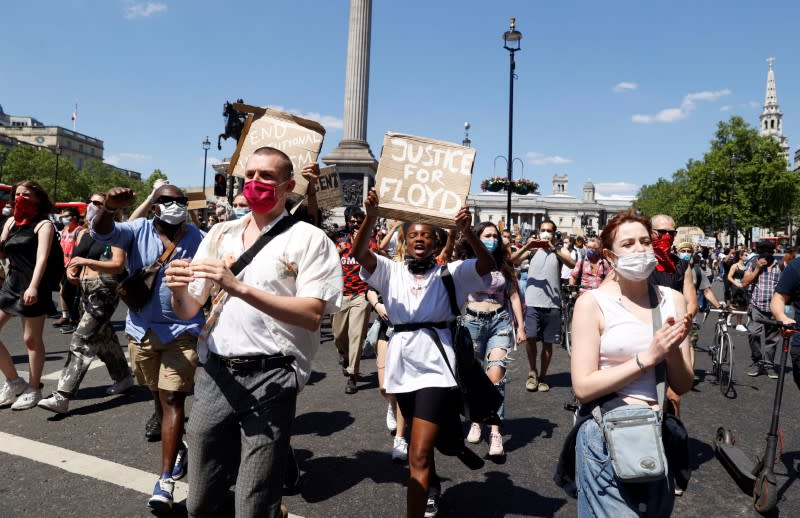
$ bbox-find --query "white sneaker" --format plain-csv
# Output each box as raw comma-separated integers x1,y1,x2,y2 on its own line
726,316,732,326
38,392,70,414
386,403,397,432
489,432,505,457
106,375,134,395
392,436,408,462
466,422,482,444
736,324,748,332
0,378,27,407
11,385,42,410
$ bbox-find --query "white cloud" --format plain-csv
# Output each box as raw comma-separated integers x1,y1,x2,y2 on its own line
748,100,761,108
270,105,343,130
106,152,151,166
594,182,639,195
207,157,222,166
632,88,732,124
612,82,638,93
526,152,573,166
720,105,732,112
124,2,167,20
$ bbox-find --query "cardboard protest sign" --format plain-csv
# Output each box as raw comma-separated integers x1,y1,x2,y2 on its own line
314,166,345,209
227,105,326,198
185,190,207,211
369,132,475,229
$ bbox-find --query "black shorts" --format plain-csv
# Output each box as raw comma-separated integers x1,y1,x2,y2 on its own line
396,387,465,455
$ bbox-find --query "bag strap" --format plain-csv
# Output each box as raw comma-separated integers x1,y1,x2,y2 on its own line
155,225,188,266
230,215,297,276
439,266,460,317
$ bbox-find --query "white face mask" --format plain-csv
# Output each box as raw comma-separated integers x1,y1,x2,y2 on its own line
540,231,553,241
233,207,251,219
611,251,658,281
2,207,11,217
60,217,72,226
157,203,187,225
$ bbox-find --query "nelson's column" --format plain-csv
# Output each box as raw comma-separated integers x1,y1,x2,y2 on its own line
322,0,378,207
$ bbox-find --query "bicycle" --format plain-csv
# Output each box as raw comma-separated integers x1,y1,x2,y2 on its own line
707,306,748,395
560,284,583,356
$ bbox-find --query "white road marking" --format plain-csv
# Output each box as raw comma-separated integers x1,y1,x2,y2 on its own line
0,431,303,517
6,352,131,382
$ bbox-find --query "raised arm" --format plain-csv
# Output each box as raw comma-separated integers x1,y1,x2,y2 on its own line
352,188,379,274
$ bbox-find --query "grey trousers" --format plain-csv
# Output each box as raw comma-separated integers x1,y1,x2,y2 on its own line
187,354,297,518
57,278,131,397
748,306,780,365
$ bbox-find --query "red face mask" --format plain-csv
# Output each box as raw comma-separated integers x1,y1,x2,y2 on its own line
13,194,38,226
242,180,286,214
652,232,675,273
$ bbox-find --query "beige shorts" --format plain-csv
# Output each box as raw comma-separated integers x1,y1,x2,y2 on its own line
128,331,199,392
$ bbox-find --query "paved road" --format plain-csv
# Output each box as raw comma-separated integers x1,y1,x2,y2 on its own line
1,281,800,517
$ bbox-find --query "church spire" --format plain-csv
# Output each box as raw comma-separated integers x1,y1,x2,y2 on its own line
759,57,789,161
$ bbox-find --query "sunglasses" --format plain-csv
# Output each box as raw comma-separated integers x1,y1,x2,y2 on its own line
90,200,104,207
155,196,189,207
654,229,678,237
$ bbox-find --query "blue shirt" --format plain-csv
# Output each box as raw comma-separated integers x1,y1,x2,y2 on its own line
91,218,205,343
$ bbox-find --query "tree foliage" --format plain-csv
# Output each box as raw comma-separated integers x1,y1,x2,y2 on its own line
0,145,170,206
634,116,799,242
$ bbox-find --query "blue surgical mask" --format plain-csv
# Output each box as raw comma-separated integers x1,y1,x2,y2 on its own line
679,252,692,261
586,249,598,260
481,239,498,252
233,207,251,219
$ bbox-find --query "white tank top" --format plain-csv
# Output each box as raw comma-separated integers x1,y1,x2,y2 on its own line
587,286,677,402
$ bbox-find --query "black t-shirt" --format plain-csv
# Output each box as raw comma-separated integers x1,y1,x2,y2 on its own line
649,255,690,293
775,257,800,313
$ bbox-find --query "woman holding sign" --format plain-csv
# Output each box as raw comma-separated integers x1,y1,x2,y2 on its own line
352,188,493,518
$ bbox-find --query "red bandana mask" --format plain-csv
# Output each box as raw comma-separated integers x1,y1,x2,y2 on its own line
652,232,675,273
13,195,38,226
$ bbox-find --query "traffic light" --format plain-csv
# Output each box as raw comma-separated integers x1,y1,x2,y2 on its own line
214,173,227,197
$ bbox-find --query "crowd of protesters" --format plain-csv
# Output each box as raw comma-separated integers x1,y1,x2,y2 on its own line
4,152,800,517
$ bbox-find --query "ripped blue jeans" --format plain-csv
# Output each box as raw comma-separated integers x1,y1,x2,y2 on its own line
461,308,512,421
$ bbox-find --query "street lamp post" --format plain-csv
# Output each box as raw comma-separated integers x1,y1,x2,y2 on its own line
53,145,62,202
710,170,716,239
728,154,737,247
503,17,522,227
462,122,471,148
202,136,211,219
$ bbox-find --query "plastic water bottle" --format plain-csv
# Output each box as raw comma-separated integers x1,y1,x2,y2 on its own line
785,304,794,318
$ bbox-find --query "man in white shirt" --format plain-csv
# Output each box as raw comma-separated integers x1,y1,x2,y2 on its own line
165,147,342,517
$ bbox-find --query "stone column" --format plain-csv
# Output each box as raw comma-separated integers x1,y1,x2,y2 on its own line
322,0,378,209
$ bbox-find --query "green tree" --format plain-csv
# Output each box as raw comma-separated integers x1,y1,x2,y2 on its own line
635,116,798,245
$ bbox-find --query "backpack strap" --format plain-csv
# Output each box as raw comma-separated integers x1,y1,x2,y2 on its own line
439,266,460,317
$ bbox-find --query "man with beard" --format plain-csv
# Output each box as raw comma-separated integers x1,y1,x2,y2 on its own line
91,184,205,512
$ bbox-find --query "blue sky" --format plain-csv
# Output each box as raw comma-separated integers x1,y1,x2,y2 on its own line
2,1,798,200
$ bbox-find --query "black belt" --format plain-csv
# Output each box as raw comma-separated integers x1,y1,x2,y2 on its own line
208,351,295,373
466,306,505,318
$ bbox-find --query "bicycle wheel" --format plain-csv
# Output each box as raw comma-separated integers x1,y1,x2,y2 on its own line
718,331,734,395
564,303,574,356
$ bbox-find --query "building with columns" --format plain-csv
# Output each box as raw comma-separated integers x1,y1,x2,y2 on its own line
467,174,633,238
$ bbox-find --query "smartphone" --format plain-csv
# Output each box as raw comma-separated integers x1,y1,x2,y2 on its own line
530,240,551,248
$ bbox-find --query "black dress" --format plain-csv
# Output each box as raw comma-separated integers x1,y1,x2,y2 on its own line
0,221,56,317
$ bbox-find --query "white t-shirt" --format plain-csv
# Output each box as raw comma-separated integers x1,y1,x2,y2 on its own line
361,255,484,394
187,211,343,390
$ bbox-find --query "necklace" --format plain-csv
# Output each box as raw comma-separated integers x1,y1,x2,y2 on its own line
409,270,434,298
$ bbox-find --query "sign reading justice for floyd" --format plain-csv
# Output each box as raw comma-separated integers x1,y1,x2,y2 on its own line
369,132,476,229
228,105,326,198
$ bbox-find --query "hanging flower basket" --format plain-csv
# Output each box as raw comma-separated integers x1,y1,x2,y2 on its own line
513,178,538,195
480,176,510,192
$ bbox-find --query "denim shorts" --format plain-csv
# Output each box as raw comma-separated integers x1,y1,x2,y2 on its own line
576,418,673,517
461,308,513,368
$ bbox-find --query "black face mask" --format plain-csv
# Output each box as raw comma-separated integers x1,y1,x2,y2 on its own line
405,254,437,274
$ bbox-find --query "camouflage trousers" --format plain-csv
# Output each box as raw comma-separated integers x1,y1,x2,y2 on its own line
57,277,131,397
